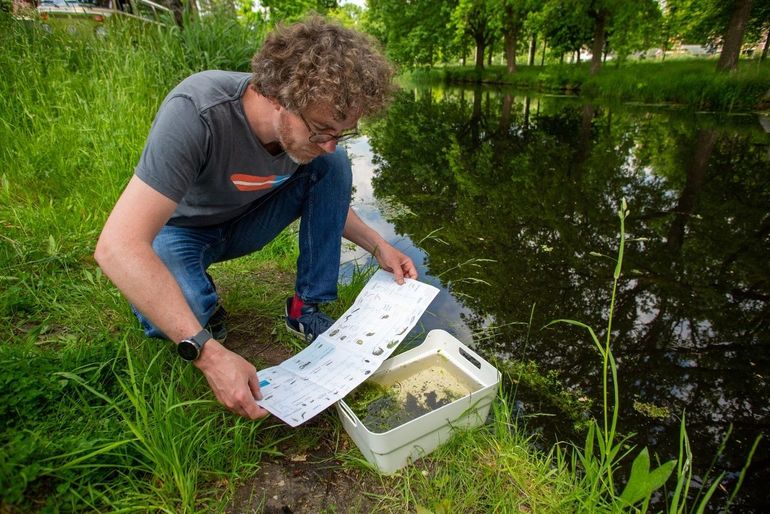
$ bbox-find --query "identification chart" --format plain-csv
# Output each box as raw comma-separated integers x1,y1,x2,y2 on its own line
256,270,439,427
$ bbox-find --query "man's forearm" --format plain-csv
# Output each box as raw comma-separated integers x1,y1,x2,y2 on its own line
342,207,388,257
95,240,202,344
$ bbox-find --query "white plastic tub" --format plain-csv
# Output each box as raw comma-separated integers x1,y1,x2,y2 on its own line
336,329,500,474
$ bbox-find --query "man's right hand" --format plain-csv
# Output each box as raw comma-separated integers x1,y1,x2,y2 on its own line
193,339,270,420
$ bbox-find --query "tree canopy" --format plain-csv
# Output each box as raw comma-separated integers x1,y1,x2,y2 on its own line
358,0,769,72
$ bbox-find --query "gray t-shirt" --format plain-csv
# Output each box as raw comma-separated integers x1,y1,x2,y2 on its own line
135,70,299,227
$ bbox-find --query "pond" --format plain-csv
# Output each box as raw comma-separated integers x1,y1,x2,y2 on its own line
340,84,770,512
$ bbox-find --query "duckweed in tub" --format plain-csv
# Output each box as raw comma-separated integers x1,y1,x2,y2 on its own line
345,354,482,433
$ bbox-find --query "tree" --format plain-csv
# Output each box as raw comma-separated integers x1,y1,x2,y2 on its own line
717,0,753,71
667,0,767,71
452,0,498,71
327,2,365,29
577,0,662,74
587,1,610,75
494,0,531,73
365,0,458,68
537,0,593,63
608,0,663,63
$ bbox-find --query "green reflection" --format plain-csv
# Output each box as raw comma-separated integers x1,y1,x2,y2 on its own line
365,86,770,510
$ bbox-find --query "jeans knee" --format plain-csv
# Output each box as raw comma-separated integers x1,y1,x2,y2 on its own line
313,147,352,192
148,228,220,326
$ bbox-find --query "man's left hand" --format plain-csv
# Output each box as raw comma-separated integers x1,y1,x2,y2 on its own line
374,243,418,284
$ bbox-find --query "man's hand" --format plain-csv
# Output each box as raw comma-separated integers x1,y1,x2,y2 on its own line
343,208,418,285
374,242,418,284
194,339,270,420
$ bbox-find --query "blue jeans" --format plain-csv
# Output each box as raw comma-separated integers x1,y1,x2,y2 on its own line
133,147,353,339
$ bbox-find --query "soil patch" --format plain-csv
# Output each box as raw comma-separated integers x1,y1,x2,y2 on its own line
222,313,387,514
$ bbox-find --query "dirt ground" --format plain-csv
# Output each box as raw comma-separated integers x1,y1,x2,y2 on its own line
221,314,387,514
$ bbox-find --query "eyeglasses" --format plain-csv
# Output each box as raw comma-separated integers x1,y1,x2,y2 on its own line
297,111,359,144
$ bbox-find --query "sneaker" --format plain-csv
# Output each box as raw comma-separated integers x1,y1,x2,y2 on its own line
206,304,228,342
284,297,334,343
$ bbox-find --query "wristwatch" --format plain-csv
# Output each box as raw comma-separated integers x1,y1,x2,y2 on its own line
177,328,212,361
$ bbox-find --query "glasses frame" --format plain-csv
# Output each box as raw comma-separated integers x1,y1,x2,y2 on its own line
297,111,359,144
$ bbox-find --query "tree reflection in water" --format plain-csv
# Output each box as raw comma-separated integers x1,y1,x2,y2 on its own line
362,87,769,512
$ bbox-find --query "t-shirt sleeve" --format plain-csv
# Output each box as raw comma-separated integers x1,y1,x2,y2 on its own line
134,95,209,203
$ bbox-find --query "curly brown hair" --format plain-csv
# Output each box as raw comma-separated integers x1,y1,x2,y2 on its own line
250,16,395,121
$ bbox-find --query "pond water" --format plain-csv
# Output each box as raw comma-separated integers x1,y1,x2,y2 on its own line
340,85,770,512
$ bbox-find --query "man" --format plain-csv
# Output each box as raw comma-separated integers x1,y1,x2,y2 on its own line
94,17,417,420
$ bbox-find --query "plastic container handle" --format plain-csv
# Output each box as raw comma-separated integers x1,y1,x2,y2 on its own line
458,346,482,369
337,401,359,428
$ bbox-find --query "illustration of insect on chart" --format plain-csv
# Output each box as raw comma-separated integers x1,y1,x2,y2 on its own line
256,270,440,427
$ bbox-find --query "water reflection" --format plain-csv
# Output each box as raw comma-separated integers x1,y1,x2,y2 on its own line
341,137,476,343
345,85,769,512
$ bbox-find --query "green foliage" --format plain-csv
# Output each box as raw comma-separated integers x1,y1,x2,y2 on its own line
348,395,582,512
451,0,498,69
620,448,676,507
666,0,770,48
258,0,339,25
608,0,663,61
365,0,458,68
410,59,770,111
0,13,277,511
496,359,594,432
176,7,263,72
537,0,593,56
364,0,765,77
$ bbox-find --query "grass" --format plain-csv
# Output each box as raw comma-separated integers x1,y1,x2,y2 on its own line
347,397,582,513
404,58,770,112
0,12,282,511
1,12,761,513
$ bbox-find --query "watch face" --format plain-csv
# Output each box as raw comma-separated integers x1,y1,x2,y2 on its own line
177,340,199,361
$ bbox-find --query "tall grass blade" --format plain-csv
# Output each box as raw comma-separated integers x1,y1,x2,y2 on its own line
724,434,763,511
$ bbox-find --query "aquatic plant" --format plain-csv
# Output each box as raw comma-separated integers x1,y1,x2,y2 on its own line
548,199,761,511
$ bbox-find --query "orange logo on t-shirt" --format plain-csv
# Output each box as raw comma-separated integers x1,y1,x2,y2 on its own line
230,174,289,192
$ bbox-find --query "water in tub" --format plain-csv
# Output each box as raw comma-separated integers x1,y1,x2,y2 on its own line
346,354,482,433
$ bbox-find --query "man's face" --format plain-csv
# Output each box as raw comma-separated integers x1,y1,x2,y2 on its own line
276,105,360,164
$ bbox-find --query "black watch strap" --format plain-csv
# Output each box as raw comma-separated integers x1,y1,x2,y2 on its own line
177,328,212,361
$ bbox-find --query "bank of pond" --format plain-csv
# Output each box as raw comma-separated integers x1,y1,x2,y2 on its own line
405,59,770,113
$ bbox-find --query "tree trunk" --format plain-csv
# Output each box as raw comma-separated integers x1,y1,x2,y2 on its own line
528,34,537,66
541,40,547,66
504,11,519,73
590,9,607,75
475,37,485,71
470,85,483,143
716,0,753,72
505,33,517,72
761,26,769,62
499,94,513,134
667,130,718,251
